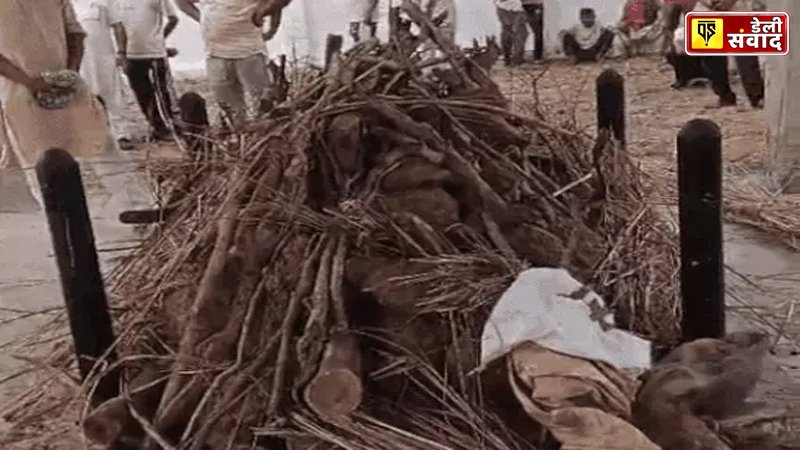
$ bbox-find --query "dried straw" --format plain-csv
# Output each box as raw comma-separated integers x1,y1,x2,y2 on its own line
0,6,681,449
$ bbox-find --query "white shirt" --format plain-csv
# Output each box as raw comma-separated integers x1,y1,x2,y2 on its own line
118,0,177,59
73,0,122,56
567,24,604,50
199,0,265,59
495,0,524,11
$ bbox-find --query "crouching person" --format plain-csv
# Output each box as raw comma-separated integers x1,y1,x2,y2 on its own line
559,8,615,63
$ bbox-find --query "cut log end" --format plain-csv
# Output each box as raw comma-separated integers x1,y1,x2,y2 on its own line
304,368,363,418
303,332,363,419
82,397,129,445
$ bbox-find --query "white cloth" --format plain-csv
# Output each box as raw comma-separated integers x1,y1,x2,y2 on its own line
73,0,128,139
564,24,604,50
478,268,652,371
198,0,265,59
495,0,524,11
118,0,177,59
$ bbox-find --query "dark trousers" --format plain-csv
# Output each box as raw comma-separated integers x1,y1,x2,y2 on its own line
522,3,544,61
734,55,764,107
563,30,614,62
126,58,173,134
496,8,528,65
666,52,707,86
701,56,737,105
701,56,764,107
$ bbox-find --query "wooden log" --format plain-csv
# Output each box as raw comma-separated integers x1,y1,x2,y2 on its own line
83,366,167,448
303,331,363,419
35,148,118,406
178,91,210,156
677,119,724,340
119,206,177,224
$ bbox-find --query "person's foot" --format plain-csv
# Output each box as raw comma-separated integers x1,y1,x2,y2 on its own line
751,98,764,109
150,129,173,142
117,137,135,150
704,97,737,109
687,78,709,88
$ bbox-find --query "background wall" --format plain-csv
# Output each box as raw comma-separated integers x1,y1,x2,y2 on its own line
166,0,629,70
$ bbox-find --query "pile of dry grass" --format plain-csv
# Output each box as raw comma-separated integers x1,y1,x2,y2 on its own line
0,3,681,449
724,167,800,252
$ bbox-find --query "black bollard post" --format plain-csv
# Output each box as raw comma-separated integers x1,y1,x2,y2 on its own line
178,91,209,156
677,119,725,341
596,68,626,148
325,34,344,72
36,149,119,404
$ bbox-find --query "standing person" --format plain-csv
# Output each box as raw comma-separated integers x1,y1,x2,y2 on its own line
118,0,180,140
0,0,152,214
176,0,280,128
559,8,615,63
495,0,528,67
521,0,544,62
681,0,764,108
664,0,707,89
350,0,379,43
73,0,135,150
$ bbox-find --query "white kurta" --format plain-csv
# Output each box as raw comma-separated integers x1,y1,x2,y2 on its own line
74,0,129,139
0,0,152,214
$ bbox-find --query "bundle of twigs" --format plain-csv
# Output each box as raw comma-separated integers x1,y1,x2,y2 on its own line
0,2,680,449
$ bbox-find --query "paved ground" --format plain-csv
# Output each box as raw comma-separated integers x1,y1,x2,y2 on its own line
0,164,146,406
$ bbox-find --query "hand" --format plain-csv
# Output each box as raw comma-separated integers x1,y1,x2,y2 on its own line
252,10,264,27
252,0,286,27
166,47,179,58
116,53,129,70
262,29,277,41
25,76,50,94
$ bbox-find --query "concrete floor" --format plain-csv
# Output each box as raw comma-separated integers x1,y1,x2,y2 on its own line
0,167,144,406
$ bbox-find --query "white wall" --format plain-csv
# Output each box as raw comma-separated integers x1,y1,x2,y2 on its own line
167,0,628,70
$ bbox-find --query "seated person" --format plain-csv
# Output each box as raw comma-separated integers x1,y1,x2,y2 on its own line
559,8,615,63
615,0,665,56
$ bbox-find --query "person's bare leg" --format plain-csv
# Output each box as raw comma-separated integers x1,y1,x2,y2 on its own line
236,54,269,120
207,57,247,129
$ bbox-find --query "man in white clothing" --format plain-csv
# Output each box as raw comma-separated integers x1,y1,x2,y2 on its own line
74,0,133,149
0,0,153,215
118,0,179,140
559,8,615,63
176,0,280,128
350,0,379,43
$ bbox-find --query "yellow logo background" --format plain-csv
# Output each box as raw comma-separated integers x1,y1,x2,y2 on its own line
690,18,724,49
